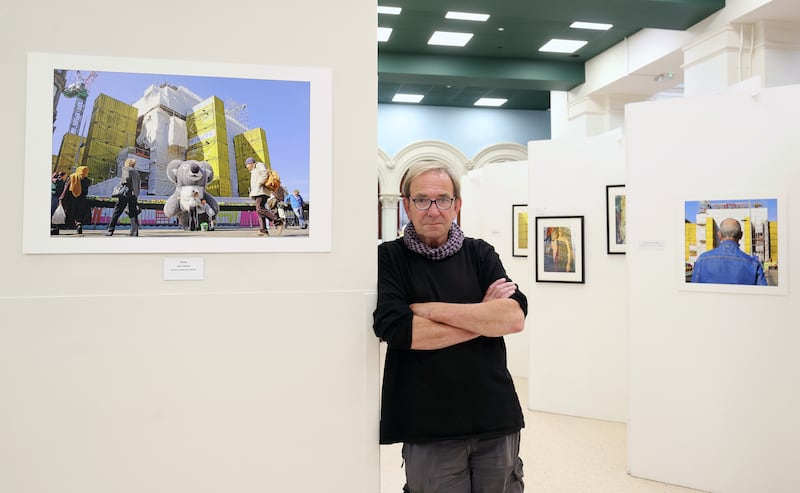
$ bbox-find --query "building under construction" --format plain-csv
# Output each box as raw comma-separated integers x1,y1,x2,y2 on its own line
685,201,778,267
52,71,276,199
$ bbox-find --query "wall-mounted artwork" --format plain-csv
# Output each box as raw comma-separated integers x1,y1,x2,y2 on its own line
535,216,585,283
512,204,528,257
24,52,332,254
680,197,787,294
606,184,626,254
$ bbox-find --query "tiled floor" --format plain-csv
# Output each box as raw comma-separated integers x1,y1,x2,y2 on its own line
380,378,706,493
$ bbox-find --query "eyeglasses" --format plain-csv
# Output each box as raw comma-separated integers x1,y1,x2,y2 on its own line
409,197,456,211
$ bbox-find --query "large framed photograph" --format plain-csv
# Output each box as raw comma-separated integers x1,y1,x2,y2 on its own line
680,196,787,295
606,184,626,254
535,216,585,283
512,204,529,257
24,52,332,254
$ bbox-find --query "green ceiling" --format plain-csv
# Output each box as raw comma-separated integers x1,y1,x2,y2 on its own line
378,0,726,110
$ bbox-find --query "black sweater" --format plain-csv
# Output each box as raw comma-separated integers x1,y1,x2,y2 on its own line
373,237,527,444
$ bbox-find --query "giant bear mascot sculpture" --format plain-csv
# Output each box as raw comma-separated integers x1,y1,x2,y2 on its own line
163,159,220,229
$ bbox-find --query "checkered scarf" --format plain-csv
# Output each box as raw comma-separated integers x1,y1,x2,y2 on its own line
403,221,464,260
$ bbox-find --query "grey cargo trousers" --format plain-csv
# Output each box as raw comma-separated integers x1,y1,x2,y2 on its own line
401,431,524,492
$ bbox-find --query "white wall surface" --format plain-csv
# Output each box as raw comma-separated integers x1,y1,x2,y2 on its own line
527,132,629,423
626,86,800,493
0,1,379,493
460,162,531,379
378,104,550,157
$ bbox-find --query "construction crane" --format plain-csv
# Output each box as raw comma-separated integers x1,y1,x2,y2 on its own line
62,70,97,135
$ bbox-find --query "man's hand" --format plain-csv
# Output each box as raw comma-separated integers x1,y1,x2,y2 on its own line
482,278,517,302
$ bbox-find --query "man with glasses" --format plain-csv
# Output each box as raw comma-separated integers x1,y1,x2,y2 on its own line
373,160,527,492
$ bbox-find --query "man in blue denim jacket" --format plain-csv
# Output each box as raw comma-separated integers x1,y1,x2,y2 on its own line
691,218,767,285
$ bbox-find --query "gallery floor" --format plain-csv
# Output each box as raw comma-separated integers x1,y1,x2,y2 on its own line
380,377,706,493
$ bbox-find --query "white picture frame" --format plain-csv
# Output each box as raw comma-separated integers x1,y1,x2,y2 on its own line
678,195,787,295
24,52,332,254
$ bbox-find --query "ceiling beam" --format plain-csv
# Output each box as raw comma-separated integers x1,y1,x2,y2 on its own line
378,53,586,92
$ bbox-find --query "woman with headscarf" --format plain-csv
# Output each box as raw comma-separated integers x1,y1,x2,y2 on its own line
59,166,91,235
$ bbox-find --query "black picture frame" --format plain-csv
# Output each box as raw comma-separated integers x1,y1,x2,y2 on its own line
535,215,585,283
606,184,626,254
512,204,528,257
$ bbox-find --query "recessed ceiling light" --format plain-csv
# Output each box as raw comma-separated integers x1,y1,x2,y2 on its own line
539,39,588,54
428,31,473,47
475,98,507,107
570,21,613,30
377,6,402,15
378,27,393,42
392,93,424,103
445,11,490,22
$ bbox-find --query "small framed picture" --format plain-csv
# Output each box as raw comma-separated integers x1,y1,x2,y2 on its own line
680,196,786,294
512,204,529,257
535,216,585,283
606,184,626,254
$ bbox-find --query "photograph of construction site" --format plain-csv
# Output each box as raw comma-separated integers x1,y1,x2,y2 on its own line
683,198,779,287
50,62,312,239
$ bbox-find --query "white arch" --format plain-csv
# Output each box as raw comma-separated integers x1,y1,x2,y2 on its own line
390,140,470,193
377,147,392,193
376,140,529,240
472,143,528,169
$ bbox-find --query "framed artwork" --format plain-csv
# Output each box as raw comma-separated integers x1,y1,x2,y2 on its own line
606,184,626,254
24,52,332,254
535,216,585,283
512,204,529,257
679,196,787,295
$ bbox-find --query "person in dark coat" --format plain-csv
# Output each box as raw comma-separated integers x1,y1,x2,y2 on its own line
105,158,142,236
373,160,527,492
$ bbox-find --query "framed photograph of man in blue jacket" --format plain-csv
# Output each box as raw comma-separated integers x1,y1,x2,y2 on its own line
681,196,786,295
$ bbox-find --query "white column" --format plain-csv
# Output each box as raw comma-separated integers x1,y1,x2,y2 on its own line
683,24,749,97
379,193,401,241
756,20,800,88
550,91,647,139
683,20,800,97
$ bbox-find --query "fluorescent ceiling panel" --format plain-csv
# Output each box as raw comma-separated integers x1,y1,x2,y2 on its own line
474,98,507,107
378,6,402,15
539,39,588,53
570,21,613,30
392,93,424,103
428,31,473,47
445,11,490,22
378,27,393,42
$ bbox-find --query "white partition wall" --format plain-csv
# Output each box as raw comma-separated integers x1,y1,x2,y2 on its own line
527,132,628,423
461,162,530,379
626,86,800,493
0,1,378,492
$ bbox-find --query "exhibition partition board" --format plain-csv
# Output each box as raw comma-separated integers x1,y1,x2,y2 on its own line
626,85,800,493
527,132,628,423
461,161,531,379
0,0,379,492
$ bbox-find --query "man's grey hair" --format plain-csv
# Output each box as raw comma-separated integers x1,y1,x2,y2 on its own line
401,160,461,198
719,218,743,240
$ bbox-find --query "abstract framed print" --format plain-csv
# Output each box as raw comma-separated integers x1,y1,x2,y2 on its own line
535,216,585,283
606,184,626,254
512,204,529,257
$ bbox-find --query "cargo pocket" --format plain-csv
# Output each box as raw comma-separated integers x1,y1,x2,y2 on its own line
510,457,524,492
